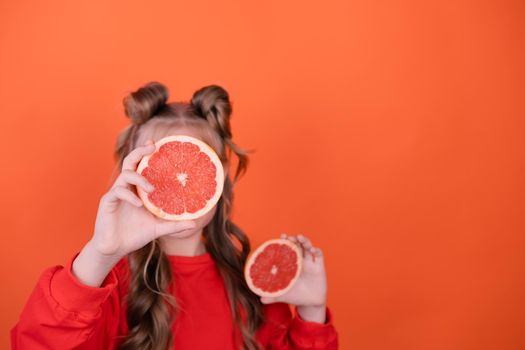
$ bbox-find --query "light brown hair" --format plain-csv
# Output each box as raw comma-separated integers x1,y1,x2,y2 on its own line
113,82,264,350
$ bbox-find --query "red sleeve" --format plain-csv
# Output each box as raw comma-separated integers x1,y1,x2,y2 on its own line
10,251,123,350
260,302,339,350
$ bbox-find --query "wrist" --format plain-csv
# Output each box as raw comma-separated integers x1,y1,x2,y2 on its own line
85,240,123,266
72,241,122,287
296,304,327,324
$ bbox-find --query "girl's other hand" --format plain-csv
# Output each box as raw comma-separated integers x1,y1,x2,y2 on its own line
260,233,328,323
90,139,197,260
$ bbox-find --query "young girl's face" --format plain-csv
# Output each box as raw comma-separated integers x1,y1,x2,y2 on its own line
136,122,223,240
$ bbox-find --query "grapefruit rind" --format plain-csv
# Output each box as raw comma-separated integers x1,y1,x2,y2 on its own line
244,238,303,298
136,135,225,221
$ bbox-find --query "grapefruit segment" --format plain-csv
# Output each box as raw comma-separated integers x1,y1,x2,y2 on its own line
244,238,303,298
136,135,224,221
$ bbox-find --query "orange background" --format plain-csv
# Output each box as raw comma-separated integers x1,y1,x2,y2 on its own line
1,1,524,349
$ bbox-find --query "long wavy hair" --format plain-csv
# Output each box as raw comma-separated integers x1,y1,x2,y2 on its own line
112,82,264,350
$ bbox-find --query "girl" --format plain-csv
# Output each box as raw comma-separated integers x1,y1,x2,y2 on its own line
10,82,339,349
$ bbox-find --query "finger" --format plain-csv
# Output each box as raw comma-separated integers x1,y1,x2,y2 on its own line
296,234,313,251
284,235,303,256
154,220,197,239
280,232,287,239
104,185,143,207
285,235,307,258
122,140,156,171
286,235,299,244
112,169,155,192
312,247,324,262
297,234,317,260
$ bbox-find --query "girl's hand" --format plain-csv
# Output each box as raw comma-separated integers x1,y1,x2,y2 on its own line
90,139,197,260
260,233,328,323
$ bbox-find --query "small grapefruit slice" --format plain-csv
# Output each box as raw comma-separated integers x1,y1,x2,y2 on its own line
136,135,224,221
244,238,303,298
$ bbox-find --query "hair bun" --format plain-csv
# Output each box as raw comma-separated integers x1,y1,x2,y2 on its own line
190,85,232,139
123,81,169,125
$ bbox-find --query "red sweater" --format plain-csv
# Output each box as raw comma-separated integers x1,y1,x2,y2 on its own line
11,251,338,349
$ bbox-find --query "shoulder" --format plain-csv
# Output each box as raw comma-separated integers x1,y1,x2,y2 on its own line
261,302,293,328
263,302,292,319
255,302,292,343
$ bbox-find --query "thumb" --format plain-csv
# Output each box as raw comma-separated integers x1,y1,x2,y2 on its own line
154,220,196,238
260,296,279,304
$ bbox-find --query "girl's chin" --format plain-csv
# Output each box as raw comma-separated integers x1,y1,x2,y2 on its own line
165,228,198,239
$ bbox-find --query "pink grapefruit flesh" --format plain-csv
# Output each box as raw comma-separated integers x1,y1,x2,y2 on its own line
136,135,224,221
244,238,303,298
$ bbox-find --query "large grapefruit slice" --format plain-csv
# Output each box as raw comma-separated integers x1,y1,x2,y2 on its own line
244,238,303,298
136,135,224,221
